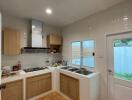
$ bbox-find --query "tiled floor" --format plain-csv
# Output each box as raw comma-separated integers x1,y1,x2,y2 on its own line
37,92,68,100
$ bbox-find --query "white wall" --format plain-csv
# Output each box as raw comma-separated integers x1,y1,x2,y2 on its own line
62,0,132,100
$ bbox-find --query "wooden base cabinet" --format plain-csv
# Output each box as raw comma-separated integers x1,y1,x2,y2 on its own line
26,73,52,99
1,80,23,100
60,73,79,100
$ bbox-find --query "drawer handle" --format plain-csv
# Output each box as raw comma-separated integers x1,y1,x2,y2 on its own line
0,84,6,90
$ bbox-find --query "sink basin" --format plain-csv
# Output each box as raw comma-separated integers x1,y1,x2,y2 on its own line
61,66,79,71
75,70,93,75
61,67,69,70
67,68,79,71
61,67,93,75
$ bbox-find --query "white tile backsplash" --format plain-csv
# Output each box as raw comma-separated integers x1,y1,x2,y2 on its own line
2,53,62,69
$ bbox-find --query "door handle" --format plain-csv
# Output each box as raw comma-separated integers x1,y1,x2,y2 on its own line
0,84,6,90
108,69,113,72
108,69,114,75
93,52,95,56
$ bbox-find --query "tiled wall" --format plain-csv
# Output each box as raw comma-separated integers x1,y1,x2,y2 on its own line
2,53,62,69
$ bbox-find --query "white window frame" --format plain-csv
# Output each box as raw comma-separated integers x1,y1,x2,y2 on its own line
71,40,95,69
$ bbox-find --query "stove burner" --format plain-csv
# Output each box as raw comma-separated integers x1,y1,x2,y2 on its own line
23,67,48,72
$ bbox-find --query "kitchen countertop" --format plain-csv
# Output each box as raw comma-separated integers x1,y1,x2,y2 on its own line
58,66,99,79
2,66,99,83
1,67,53,84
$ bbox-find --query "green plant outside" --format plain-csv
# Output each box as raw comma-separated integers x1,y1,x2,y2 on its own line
114,73,132,81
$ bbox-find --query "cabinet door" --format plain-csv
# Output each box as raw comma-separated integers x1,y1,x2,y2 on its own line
1,80,23,100
49,34,62,45
39,77,51,93
69,77,79,100
60,73,79,100
26,73,51,99
3,28,20,55
27,80,39,98
60,74,69,96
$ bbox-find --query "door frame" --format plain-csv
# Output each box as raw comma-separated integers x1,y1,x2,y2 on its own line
0,12,1,100
106,31,132,100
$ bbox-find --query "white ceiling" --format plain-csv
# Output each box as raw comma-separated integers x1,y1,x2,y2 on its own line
0,0,125,27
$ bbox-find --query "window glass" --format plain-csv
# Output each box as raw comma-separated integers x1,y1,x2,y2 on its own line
72,42,81,65
71,40,95,68
114,39,132,81
82,41,95,67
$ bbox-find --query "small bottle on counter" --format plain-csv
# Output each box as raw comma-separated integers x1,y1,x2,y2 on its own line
18,60,21,70
12,61,21,71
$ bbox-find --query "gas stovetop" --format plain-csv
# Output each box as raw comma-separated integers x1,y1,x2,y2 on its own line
23,67,48,72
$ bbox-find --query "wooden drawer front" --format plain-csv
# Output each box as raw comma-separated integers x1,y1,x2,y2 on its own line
60,73,79,100
1,80,23,100
26,73,52,99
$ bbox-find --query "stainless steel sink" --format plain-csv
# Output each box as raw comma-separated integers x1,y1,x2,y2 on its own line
75,70,93,75
61,66,79,71
60,66,70,70
61,67,93,75
67,68,79,71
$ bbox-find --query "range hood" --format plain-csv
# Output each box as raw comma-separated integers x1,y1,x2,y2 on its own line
21,20,50,53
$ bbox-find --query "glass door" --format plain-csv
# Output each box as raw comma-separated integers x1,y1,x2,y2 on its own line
114,39,132,81
107,32,132,100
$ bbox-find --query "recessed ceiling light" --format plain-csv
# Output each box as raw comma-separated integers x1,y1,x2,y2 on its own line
46,8,52,15
32,25,36,29
123,16,128,21
24,33,27,35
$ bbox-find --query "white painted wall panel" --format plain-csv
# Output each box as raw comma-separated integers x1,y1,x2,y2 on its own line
62,1,132,100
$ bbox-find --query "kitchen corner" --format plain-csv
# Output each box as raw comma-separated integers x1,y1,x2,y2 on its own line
2,0,131,100
1,66,100,100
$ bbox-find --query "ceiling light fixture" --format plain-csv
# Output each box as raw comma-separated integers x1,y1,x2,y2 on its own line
46,8,52,15
123,16,128,21
32,25,36,29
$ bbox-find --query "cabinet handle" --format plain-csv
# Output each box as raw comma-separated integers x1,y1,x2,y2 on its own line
93,52,95,56
108,69,114,75
0,84,6,90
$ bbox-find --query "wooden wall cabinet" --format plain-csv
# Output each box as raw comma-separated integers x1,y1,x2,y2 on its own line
47,34,62,45
26,73,52,99
60,73,79,100
47,34,62,53
1,80,23,100
3,27,21,55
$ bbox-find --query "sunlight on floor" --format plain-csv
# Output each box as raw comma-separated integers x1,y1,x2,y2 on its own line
37,92,68,100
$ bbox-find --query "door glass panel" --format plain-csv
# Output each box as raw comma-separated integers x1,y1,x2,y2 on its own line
114,39,132,81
